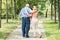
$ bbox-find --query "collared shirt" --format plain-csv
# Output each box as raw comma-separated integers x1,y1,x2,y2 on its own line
19,7,32,17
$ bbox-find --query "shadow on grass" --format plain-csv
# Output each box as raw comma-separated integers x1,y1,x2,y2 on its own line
0,26,17,39
44,21,58,24
45,32,53,37
58,28,60,30
4,22,21,24
8,22,18,24
0,31,9,39
45,32,59,37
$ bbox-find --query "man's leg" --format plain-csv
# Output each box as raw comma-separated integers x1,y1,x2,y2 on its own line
25,17,30,37
22,17,26,37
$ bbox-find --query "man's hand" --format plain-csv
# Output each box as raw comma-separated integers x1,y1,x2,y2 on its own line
29,14,32,17
24,13,30,16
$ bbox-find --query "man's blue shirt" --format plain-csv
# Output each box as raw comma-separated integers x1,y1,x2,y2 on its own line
19,7,32,17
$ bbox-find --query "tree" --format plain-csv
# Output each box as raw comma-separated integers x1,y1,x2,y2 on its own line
0,0,2,28
10,0,13,19
16,0,46,14
6,0,8,23
54,0,57,23
16,0,26,14
51,0,53,20
45,9,48,18
14,0,16,19
58,0,60,28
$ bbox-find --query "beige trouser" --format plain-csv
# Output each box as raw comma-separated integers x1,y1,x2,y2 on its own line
31,18,38,36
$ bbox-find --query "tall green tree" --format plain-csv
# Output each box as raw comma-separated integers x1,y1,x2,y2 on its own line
16,0,26,14
45,9,48,18
10,0,13,19
0,0,2,28
58,0,60,28
54,0,57,23
16,0,46,14
14,0,16,19
51,0,53,20
6,0,8,23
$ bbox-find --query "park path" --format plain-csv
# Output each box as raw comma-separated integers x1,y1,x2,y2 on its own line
6,19,47,40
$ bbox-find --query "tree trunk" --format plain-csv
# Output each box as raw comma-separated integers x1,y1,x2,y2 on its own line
51,0,53,20
58,0,60,28
14,0,16,19
45,9,48,18
6,0,8,23
11,0,13,19
0,0,2,28
54,0,57,23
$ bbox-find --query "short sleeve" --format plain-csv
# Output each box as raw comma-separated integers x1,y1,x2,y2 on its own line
28,8,32,14
24,9,28,14
19,8,23,16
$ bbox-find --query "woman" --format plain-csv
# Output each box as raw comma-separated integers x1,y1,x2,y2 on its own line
30,6,38,37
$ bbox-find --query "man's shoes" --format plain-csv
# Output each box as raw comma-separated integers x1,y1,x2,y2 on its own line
22,35,29,38
23,35,25,38
26,35,29,38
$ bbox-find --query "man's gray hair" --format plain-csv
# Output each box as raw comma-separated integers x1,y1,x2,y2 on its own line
26,4,30,7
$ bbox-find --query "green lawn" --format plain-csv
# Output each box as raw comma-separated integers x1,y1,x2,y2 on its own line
0,19,21,40
43,20,60,40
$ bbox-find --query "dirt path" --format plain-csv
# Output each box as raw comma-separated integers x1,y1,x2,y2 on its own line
6,19,47,40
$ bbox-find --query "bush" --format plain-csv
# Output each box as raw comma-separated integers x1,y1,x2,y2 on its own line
38,11,44,18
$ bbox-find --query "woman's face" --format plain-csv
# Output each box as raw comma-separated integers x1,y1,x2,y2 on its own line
33,6,36,9
33,6,37,11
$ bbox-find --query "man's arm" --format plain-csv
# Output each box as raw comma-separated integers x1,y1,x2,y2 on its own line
24,12,30,16
18,9,22,19
24,8,31,16
25,8,33,16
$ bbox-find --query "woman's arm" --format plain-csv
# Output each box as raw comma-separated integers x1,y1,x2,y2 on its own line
37,11,39,18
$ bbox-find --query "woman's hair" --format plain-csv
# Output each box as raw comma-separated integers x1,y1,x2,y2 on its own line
32,6,38,12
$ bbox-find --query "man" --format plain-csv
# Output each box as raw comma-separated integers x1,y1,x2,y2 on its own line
19,4,32,38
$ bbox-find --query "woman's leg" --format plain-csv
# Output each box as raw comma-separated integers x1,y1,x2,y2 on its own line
34,19,38,36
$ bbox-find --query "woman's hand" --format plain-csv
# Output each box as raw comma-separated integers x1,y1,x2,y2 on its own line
29,14,32,17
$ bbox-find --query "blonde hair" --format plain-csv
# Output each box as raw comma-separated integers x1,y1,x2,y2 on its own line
32,6,37,12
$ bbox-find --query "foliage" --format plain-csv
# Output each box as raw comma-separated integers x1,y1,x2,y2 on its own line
43,20,60,40
16,0,47,14
0,19,20,40
2,0,50,18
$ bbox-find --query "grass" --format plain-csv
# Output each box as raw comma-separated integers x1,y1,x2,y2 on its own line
0,19,21,40
43,20,60,40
